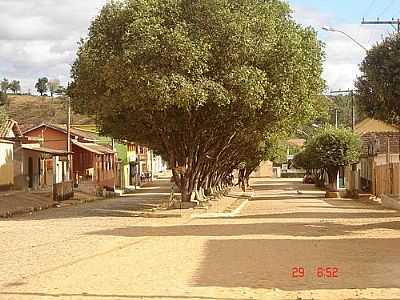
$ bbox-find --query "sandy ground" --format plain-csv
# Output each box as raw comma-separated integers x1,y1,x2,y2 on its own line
1,178,400,300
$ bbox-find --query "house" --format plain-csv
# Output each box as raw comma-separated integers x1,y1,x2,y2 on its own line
70,124,139,189
0,138,14,190
152,153,168,176
346,118,400,196
0,119,71,198
251,161,273,177
15,143,71,200
23,124,117,194
71,124,167,189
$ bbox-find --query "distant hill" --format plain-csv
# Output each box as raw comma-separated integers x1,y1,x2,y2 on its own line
6,95,94,131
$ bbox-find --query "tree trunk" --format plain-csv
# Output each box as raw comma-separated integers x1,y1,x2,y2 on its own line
180,178,192,202
194,181,204,201
327,167,338,192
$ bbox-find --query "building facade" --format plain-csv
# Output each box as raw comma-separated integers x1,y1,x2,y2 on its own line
23,124,116,193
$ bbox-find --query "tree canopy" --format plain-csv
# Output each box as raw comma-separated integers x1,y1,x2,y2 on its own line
1,78,9,94
294,126,361,191
356,33,400,124
8,80,21,94
35,77,48,96
70,0,325,201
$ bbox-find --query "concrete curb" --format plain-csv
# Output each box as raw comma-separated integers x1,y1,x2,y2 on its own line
231,198,249,215
0,194,106,219
58,195,104,207
0,203,55,218
142,212,183,218
191,196,250,219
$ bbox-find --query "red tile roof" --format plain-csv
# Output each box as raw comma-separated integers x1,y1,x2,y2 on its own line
72,140,115,155
23,123,97,141
0,119,23,138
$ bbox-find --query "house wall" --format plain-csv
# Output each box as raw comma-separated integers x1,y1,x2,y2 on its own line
24,127,68,150
0,142,14,189
116,163,130,189
345,131,400,195
72,144,95,180
53,156,68,184
251,161,273,178
152,155,167,174
123,164,130,187
360,132,400,155
95,153,116,189
14,149,41,190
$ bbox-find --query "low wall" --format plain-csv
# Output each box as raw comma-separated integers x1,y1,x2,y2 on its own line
281,172,305,178
53,180,74,201
381,194,400,210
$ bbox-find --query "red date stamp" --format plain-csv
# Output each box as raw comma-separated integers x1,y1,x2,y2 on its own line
292,266,339,278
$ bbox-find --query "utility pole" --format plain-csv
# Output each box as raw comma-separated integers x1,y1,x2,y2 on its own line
329,89,355,131
362,17,400,33
67,97,72,181
334,108,338,128
330,89,358,195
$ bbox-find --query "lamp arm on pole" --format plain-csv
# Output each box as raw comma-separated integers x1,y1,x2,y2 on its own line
335,30,368,52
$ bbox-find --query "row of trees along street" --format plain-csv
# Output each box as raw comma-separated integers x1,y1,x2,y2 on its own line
69,0,325,202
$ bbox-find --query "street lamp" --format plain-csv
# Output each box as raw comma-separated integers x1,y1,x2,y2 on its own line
322,26,368,52
322,27,365,130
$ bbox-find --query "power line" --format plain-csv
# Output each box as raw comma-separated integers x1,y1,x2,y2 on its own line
378,0,395,17
361,17,400,33
364,0,377,16
357,0,377,42
329,89,356,131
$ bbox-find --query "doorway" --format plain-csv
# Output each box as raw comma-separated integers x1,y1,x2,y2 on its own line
28,157,33,188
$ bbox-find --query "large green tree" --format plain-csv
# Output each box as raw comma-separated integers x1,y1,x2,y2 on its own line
35,77,48,96
295,126,361,192
356,34,400,123
1,78,9,95
70,0,324,201
8,80,21,94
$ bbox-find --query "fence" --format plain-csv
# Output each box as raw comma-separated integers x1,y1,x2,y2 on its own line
373,162,400,196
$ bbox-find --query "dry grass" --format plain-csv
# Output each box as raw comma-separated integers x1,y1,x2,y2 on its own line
7,95,93,131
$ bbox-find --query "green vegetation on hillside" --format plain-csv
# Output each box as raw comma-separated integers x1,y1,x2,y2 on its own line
0,105,8,123
6,95,93,130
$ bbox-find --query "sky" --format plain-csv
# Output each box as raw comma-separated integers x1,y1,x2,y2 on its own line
0,0,398,94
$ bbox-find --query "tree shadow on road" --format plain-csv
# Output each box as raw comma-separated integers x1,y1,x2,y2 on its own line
192,238,400,290
87,220,400,238
0,291,249,300
7,183,173,221
235,211,400,219
249,195,327,201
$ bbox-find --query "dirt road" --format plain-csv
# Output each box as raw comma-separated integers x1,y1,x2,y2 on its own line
1,178,400,300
